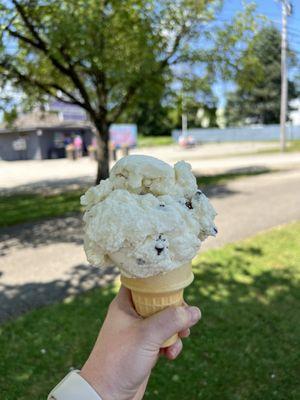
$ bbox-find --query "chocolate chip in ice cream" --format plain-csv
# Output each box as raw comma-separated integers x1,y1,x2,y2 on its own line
155,234,166,255
155,246,164,255
116,172,127,179
137,258,146,265
185,201,193,209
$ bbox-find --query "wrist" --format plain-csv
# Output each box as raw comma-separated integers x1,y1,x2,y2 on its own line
80,358,137,400
80,360,121,400
80,364,109,400
48,370,102,400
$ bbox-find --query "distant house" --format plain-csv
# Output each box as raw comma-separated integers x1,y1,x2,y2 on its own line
0,110,94,161
290,99,300,126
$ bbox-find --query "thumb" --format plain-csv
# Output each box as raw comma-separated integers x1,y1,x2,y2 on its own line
141,306,201,347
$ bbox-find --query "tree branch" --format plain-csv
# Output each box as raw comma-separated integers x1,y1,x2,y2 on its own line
11,0,44,44
93,11,107,119
1,59,84,107
6,27,42,49
109,84,138,122
1,13,18,40
159,25,188,69
47,83,85,107
58,48,97,119
109,24,188,123
10,0,96,118
111,25,187,122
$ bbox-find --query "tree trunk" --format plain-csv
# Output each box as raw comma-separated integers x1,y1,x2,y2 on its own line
94,120,110,184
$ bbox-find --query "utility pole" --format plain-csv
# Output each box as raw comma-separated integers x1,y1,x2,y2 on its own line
280,0,292,152
182,96,188,137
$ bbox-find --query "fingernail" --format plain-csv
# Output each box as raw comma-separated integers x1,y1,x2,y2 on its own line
170,341,181,358
171,346,180,358
189,307,201,323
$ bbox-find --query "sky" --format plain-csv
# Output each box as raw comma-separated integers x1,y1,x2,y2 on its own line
221,0,300,54
215,0,300,107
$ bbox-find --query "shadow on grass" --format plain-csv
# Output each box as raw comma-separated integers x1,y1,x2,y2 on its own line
0,176,93,196
234,245,263,256
0,188,86,229
196,166,272,197
0,243,299,400
148,256,299,399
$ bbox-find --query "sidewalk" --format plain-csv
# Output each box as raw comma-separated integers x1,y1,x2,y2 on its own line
1,142,299,193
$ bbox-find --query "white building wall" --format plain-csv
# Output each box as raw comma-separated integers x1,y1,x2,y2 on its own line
289,99,300,125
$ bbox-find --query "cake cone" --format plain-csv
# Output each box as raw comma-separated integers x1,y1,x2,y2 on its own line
121,263,194,348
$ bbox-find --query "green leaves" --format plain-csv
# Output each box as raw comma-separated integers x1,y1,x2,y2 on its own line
1,0,280,135
224,25,298,126
1,0,224,126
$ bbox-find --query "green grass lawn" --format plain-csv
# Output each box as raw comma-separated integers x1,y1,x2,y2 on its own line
137,137,300,152
137,135,174,147
0,169,271,228
137,137,300,151
0,222,299,399
288,139,300,152
0,190,84,227
196,168,271,187
255,140,300,155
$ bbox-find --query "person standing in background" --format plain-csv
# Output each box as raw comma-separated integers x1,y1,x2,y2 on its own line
74,135,83,158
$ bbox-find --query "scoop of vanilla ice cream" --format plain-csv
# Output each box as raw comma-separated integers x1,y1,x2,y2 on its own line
81,155,217,278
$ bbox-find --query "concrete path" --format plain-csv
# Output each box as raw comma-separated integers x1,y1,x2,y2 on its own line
1,168,300,323
1,142,299,193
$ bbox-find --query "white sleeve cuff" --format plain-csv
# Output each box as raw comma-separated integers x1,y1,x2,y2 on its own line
48,370,102,400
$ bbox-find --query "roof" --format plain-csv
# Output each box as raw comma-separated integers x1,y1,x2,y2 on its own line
0,110,93,135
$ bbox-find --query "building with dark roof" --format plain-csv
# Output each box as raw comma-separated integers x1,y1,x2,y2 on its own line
0,110,94,160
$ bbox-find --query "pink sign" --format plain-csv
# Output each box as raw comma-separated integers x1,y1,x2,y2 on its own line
109,124,137,148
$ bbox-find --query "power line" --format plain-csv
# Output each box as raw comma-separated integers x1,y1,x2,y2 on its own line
270,19,300,33
288,31,300,36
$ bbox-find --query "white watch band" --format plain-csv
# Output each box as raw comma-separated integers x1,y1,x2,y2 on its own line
48,370,102,400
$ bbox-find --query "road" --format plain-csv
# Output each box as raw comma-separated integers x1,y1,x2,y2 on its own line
1,168,300,323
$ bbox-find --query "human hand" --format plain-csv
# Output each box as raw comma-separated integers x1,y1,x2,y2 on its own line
80,286,201,400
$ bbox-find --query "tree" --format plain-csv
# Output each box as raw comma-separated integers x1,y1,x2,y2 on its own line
224,25,298,126
117,70,174,136
3,105,18,127
125,73,218,135
0,0,224,182
128,97,174,136
174,73,218,129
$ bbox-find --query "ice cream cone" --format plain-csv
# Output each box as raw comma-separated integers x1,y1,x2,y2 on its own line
121,263,194,348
